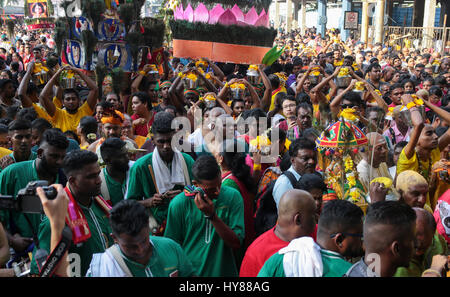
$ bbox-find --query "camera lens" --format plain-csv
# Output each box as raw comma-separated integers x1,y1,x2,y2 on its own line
44,186,57,200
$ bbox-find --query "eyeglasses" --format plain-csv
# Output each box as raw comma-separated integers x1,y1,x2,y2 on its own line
330,232,363,239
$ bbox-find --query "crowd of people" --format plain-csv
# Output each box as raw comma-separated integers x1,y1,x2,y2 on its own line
0,23,449,278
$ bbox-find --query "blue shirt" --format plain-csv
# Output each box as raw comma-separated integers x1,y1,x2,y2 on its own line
272,166,301,209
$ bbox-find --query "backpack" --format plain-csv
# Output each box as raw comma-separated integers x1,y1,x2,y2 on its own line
254,170,299,237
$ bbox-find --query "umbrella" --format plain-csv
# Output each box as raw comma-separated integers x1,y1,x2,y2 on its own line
315,119,368,149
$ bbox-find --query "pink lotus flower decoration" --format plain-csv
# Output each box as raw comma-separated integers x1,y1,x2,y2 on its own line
174,3,269,28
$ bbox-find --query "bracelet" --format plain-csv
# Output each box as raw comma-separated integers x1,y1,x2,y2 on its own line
253,163,262,171
204,212,216,220
422,268,442,277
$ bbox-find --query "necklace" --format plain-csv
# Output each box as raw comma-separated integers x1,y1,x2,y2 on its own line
416,150,432,181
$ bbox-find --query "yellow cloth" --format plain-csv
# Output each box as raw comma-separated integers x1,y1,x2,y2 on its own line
397,147,441,179
0,147,12,158
52,101,94,133
32,103,53,123
134,135,147,149
80,144,89,150
269,86,287,112
53,96,63,109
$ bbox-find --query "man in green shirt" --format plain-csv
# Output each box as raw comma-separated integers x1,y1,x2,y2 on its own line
126,112,194,234
30,150,113,276
99,137,131,206
164,155,245,277
0,128,68,254
0,119,37,171
395,207,448,277
258,199,364,277
87,199,195,277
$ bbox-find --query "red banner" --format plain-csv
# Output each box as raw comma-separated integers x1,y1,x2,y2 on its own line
27,23,55,30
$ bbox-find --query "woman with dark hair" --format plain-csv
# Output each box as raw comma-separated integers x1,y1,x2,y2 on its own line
219,139,256,258
130,91,154,137
77,116,98,150
401,79,416,94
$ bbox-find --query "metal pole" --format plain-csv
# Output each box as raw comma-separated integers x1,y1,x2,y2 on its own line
442,14,448,56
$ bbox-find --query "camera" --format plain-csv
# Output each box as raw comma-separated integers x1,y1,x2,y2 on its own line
0,180,57,214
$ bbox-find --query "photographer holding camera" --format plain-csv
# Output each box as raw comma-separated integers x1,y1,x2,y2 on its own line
0,128,68,256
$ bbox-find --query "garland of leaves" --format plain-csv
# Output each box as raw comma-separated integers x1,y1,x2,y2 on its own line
54,18,69,56
180,0,272,13
24,17,55,25
170,20,277,47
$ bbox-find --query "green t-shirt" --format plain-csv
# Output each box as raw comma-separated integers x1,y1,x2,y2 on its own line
126,152,195,224
394,232,449,277
30,199,113,276
164,186,245,277
257,249,352,277
0,160,56,238
103,167,127,206
112,236,195,277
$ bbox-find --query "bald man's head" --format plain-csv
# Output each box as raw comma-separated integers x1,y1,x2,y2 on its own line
277,189,317,238
413,207,436,256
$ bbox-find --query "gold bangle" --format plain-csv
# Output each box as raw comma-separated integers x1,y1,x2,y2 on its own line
422,269,441,277
253,163,262,171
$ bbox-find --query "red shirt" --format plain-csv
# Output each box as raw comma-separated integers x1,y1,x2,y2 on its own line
131,113,154,137
239,225,318,277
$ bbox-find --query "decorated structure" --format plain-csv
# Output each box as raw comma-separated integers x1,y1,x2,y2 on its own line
24,0,55,31
168,0,277,64
51,0,166,96
316,108,369,213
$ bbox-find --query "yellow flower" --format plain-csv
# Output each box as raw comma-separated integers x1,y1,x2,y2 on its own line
432,60,440,65
370,177,393,188
339,108,358,122
230,83,246,90
311,71,321,76
204,94,216,101
347,175,357,188
337,67,349,77
248,65,259,71
186,73,198,81
349,189,360,202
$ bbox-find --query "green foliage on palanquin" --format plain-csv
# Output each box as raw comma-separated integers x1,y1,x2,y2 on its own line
180,0,272,13
81,29,98,62
47,0,54,16
54,17,69,56
141,17,166,49
169,20,277,47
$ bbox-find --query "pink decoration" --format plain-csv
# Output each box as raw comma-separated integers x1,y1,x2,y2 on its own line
217,9,237,26
183,4,194,22
209,4,225,24
194,3,209,23
255,9,269,27
174,4,184,20
244,7,259,25
231,4,244,22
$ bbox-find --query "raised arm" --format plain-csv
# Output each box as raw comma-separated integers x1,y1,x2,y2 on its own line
240,79,261,109
192,67,218,94
329,80,356,117
17,61,35,108
402,94,424,159
71,66,99,111
295,67,313,96
203,57,225,82
258,65,272,112
423,99,450,151
39,67,65,117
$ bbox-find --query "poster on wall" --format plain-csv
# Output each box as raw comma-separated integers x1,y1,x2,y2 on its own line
344,11,359,30
26,0,54,30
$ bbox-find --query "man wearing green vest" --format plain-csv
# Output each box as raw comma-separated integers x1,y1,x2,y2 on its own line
258,199,364,277
126,111,194,235
164,155,245,277
0,128,68,254
99,137,132,206
87,199,195,277
30,150,113,276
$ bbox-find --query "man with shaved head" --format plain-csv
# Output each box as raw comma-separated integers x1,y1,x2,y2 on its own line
395,208,448,276
345,201,417,277
396,170,430,210
357,132,392,191
257,198,363,277
240,189,316,277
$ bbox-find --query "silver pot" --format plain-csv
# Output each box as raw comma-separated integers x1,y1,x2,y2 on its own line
335,75,352,88
61,77,76,89
182,78,198,90
33,71,48,86
230,88,243,100
433,64,440,73
309,74,322,85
